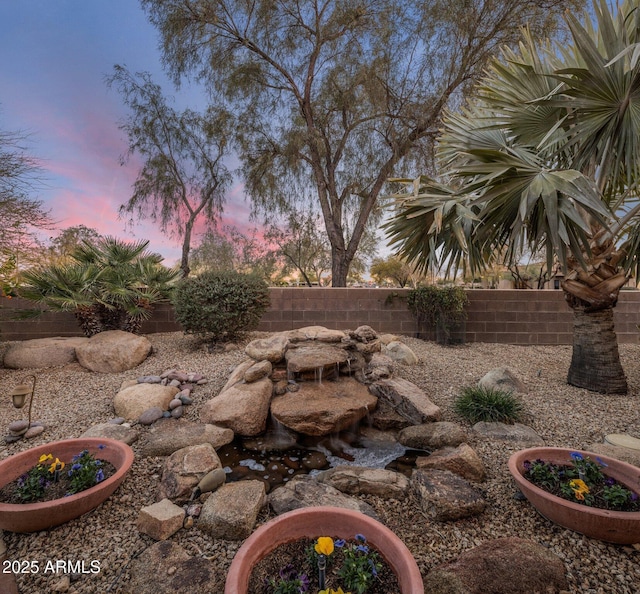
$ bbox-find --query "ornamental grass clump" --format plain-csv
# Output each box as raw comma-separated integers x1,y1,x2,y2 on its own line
454,385,524,424
524,452,640,512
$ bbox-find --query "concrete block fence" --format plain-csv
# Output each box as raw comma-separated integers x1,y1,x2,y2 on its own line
1,289,639,345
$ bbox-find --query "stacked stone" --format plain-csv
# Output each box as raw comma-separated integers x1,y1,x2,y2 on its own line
4,420,45,444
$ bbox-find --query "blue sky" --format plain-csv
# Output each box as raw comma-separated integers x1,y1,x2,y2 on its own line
0,0,250,265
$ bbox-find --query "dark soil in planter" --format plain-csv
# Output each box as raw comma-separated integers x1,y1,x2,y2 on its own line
248,537,401,594
0,461,116,504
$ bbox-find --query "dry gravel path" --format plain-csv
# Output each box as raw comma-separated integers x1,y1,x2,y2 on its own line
1,332,640,593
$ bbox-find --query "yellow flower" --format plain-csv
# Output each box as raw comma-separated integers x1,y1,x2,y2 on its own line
574,491,585,501
38,453,53,464
314,536,334,556
569,479,589,494
48,458,65,473
319,589,350,594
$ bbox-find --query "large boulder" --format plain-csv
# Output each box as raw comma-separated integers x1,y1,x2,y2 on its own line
268,475,378,518
3,337,88,369
200,378,272,436
415,443,486,482
381,340,419,365
286,326,346,343
478,367,525,394
245,334,289,362
141,421,234,457
423,537,568,594
271,377,377,436
198,480,266,540
75,330,152,373
158,443,222,502
285,344,349,374
317,466,409,499
114,384,179,421
412,469,486,521
399,422,467,450
369,378,441,424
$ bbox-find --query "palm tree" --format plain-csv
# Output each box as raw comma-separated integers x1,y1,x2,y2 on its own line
386,0,640,393
20,237,180,336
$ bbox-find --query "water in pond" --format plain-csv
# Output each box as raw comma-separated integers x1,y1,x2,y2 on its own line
217,417,429,493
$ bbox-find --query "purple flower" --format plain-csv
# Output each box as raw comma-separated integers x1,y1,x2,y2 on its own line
596,457,608,468
98,444,106,450
523,460,531,471
631,492,639,502
369,559,378,576
95,469,105,483
334,539,346,548
570,452,583,462
71,463,82,472
355,533,366,543
356,545,370,554
605,477,616,486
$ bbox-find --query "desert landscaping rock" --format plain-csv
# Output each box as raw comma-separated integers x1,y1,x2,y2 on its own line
415,443,486,482
478,366,526,393
286,326,346,343
245,334,289,362
423,537,569,594
350,325,379,343
412,469,487,521
317,466,410,499
137,498,186,541
399,421,467,449
270,377,377,436
243,360,272,383
170,406,183,419
369,377,442,424
381,340,419,365
198,480,266,540
128,541,218,593
363,352,394,381
3,336,88,369
23,425,45,439
80,422,139,445
587,442,640,468
158,443,222,502
75,330,152,372
139,407,166,425
114,384,179,421
141,420,234,457
7,420,29,434
200,377,272,436
472,421,545,445
285,344,349,374
2,331,640,594
268,475,379,518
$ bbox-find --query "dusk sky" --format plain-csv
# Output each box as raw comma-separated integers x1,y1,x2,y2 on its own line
0,1,252,266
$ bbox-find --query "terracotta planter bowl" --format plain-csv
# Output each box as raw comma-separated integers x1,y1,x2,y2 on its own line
508,447,640,544
225,505,424,593
0,438,134,533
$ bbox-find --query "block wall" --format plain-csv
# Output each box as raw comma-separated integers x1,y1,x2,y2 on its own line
1,289,639,344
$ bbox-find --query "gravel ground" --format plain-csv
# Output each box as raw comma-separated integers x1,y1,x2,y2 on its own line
1,331,640,594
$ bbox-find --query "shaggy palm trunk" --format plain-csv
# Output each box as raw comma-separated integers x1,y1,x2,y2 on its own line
567,307,627,394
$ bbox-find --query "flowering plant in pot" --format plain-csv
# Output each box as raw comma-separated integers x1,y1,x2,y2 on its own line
508,447,640,544
225,506,424,594
0,438,134,533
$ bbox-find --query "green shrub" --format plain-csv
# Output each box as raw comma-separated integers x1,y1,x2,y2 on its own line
454,385,524,424
406,285,468,343
172,270,270,342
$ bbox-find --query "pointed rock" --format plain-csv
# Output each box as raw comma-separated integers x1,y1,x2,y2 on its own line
141,421,234,457
472,421,544,446
415,443,486,482
369,378,441,424
399,422,467,450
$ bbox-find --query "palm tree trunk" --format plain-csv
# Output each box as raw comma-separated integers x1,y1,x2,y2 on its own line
567,308,627,394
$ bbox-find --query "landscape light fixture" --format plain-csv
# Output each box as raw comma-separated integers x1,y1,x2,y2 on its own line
9,374,37,427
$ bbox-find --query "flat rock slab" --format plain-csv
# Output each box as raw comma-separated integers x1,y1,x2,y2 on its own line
198,480,266,540
268,475,378,518
472,421,544,446
423,537,568,593
271,377,377,436
76,330,152,373
317,466,409,499
285,344,349,374
399,422,467,450
80,423,139,445
128,541,218,593
285,326,346,343
200,377,272,436
3,337,88,369
412,469,486,521
369,377,441,424
141,421,234,457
